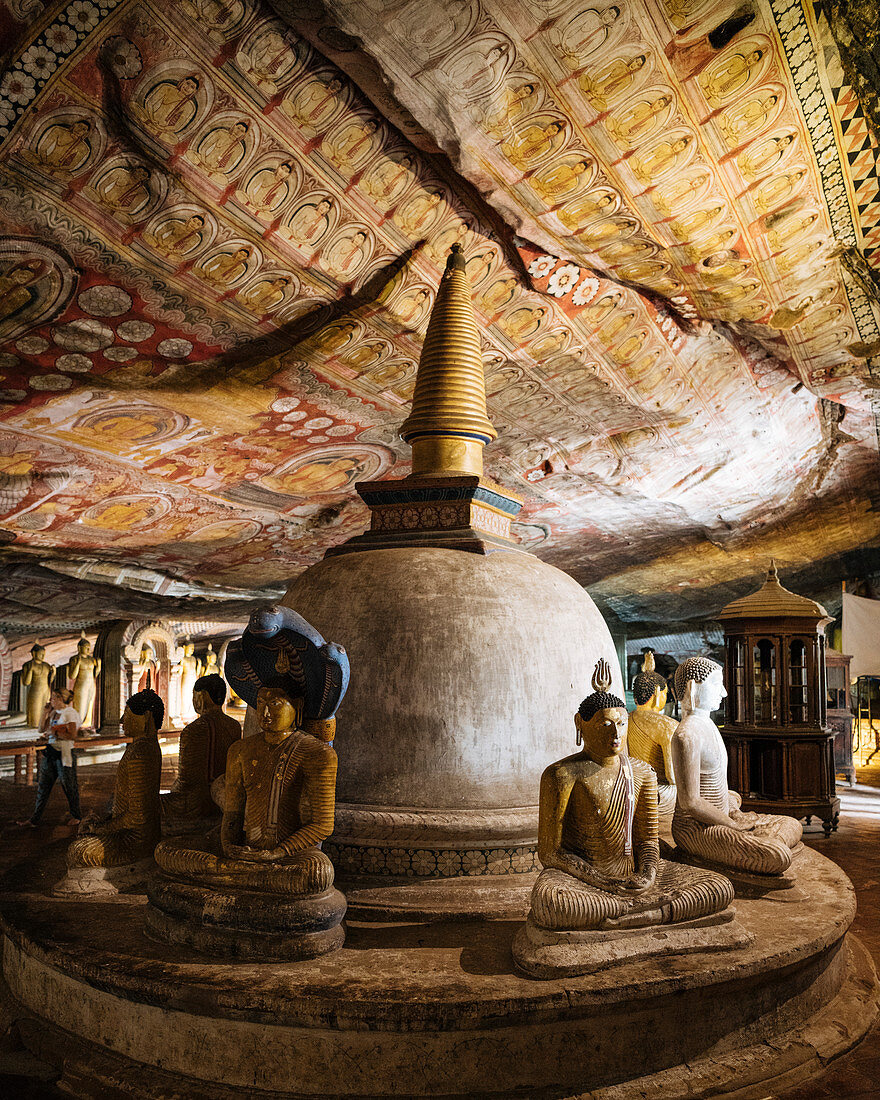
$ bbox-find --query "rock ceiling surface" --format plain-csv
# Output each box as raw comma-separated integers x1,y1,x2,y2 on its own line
0,0,878,636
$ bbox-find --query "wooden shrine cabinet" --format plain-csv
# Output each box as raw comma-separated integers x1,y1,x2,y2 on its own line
825,648,854,785
718,563,840,836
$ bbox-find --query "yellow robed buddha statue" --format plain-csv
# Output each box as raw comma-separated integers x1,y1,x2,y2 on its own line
671,657,803,886
513,660,743,978
161,672,241,829
627,652,677,826
56,689,163,896
147,604,350,959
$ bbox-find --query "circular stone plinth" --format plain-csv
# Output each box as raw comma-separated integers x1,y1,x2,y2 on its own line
145,879,347,960
1,846,877,1100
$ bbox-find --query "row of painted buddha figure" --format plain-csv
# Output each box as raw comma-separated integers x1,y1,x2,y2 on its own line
57,604,802,970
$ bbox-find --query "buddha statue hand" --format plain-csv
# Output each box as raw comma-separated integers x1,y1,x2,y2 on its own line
619,867,657,894
729,808,759,831
223,843,289,862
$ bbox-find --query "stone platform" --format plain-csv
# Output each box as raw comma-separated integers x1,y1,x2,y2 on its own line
0,844,877,1099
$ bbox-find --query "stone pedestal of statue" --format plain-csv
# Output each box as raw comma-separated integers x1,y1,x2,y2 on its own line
670,657,805,900
147,849,346,960
513,661,746,979
148,682,346,960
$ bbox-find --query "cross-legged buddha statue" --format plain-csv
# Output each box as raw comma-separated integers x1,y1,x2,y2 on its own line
514,660,741,978
148,605,350,960
56,689,163,896
627,652,677,827
671,656,803,886
161,673,241,829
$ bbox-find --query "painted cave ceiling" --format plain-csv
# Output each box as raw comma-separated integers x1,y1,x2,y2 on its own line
0,0,878,637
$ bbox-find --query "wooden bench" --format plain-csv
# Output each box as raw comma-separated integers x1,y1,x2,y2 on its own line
0,736,131,786
0,731,181,786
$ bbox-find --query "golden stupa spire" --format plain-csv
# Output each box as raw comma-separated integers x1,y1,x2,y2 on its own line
400,244,496,477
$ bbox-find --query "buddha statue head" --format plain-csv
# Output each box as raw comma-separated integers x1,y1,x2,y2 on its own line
256,680,304,740
31,644,45,661
184,642,195,658
673,656,726,716
192,673,226,716
124,688,164,739
77,635,92,656
632,651,667,711
574,658,627,765
140,643,155,665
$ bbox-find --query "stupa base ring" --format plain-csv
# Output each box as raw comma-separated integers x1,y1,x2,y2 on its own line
0,845,876,1099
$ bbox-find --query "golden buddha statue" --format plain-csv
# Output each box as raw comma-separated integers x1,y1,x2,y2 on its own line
21,643,54,730
147,604,350,959
671,657,803,882
161,673,241,828
626,652,677,826
513,660,738,978
177,641,202,723
67,633,101,728
57,690,163,895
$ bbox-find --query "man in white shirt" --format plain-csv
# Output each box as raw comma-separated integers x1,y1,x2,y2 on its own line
19,687,82,826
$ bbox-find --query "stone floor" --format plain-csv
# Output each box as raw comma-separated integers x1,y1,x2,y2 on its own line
0,760,878,1099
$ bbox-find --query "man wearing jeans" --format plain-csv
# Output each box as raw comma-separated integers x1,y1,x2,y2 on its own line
19,687,82,826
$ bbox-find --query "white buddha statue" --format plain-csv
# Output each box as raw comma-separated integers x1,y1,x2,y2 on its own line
671,656,802,878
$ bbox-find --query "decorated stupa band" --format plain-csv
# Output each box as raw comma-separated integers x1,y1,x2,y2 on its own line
671,656,802,879
514,659,737,978
627,651,677,826
149,605,350,959
66,687,164,872
161,672,241,830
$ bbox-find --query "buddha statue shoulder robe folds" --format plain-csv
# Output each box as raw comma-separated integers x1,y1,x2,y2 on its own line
67,692,162,869
162,707,241,823
626,708,677,822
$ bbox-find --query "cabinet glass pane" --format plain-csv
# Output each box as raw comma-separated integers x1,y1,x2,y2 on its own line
753,639,777,723
733,639,747,722
789,639,807,722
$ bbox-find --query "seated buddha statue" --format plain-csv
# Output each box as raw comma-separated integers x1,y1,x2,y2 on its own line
627,652,677,826
671,656,802,880
514,660,738,978
155,682,337,896
147,603,350,959
161,673,241,829
57,689,163,895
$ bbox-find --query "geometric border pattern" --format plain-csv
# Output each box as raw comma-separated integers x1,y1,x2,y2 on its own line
769,0,880,342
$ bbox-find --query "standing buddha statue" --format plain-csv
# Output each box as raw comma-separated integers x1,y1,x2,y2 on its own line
626,651,677,826
67,633,101,728
177,642,202,723
671,656,803,883
514,660,742,978
21,644,54,730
